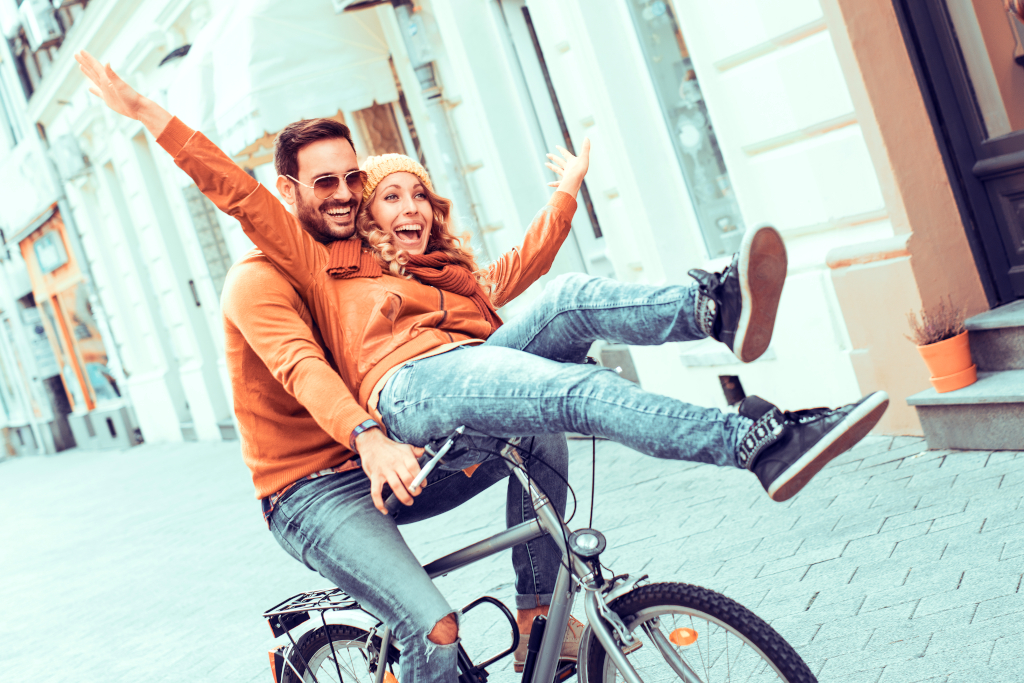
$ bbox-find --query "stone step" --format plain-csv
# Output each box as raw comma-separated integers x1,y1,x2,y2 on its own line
180,422,198,442
217,419,238,441
966,300,1024,371
907,369,1024,450
180,421,238,441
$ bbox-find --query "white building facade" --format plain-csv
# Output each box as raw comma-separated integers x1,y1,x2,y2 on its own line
0,0,927,450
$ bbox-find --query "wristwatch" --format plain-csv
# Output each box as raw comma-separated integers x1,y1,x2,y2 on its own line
349,419,381,453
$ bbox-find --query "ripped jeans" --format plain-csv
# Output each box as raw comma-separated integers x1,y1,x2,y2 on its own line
267,433,568,683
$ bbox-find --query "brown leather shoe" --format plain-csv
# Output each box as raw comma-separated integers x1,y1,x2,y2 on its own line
513,615,586,673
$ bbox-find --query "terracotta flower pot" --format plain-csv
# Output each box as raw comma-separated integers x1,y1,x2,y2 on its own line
916,330,977,393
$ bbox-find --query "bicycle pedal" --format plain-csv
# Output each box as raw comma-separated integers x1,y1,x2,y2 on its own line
556,660,577,680
622,638,642,654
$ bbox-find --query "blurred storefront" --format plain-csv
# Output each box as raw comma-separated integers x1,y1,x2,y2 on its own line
19,207,136,449
0,0,138,453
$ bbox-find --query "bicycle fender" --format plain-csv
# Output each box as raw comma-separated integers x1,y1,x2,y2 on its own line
322,608,383,633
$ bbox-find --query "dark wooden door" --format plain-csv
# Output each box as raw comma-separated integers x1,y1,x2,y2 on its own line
896,0,1024,303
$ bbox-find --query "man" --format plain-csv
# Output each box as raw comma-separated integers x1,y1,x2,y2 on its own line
76,52,579,673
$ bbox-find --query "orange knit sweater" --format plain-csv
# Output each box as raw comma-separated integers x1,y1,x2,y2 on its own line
222,252,359,498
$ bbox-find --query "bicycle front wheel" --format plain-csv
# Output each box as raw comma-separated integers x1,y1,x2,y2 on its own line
584,582,817,683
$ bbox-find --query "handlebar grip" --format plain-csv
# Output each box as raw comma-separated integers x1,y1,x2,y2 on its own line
381,451,431,514
382,483,401,514
377,427,466,515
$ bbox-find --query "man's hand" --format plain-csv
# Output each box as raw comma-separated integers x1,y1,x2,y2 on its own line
546,138,591,198
75,50,172,137
75,50,145,120
355,428,426,514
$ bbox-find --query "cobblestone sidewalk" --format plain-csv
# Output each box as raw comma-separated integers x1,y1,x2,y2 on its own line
423,436,1024,683
2,435,1022,682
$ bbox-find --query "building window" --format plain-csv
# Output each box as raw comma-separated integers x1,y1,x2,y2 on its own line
625,0,745,258
5,0,91,99
352,102,406,156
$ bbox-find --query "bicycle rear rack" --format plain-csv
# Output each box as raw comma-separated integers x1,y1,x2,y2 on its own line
263,588,361,638
265,588,375,683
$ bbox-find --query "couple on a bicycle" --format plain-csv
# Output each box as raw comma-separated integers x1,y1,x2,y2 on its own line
77,50,887,682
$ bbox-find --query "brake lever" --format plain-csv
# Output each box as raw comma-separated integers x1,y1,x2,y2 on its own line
383,426,466,513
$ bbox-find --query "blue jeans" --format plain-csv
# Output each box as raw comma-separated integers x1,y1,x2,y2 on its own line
267,433,567,683
380,273,753,467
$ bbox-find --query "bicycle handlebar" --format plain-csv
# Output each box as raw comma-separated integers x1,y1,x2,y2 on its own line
383,426,466,514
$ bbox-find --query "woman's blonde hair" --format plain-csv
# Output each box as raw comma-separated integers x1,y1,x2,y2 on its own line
356,181,493,293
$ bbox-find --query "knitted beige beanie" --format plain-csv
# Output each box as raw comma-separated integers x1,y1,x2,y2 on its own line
361,153,434,202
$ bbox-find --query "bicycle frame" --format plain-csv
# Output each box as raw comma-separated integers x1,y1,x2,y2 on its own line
369,439,645,683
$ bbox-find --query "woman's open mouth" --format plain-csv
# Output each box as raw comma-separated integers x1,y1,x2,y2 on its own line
394,225,424,244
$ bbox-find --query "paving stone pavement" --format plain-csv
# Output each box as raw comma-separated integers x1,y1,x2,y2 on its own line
2,435,1023,682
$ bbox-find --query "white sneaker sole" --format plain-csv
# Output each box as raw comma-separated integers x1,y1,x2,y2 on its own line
768,391,890,502
733,225,787,363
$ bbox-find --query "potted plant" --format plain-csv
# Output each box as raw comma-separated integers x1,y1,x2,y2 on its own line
906,298,976,393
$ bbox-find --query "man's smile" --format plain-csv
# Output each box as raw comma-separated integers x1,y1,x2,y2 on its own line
322,201,355,225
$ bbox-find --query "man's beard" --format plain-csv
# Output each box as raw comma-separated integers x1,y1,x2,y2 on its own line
295,193,358,244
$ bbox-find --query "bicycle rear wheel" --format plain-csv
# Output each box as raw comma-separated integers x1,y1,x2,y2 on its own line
584,582,817,683
281,624,393,683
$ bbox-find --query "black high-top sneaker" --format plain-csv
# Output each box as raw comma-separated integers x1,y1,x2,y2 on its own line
737,392,890,501
689,224,787,363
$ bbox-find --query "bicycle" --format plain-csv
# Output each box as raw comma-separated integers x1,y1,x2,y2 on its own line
262,427,819,683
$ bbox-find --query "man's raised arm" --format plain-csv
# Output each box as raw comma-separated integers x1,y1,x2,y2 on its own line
75,50,321,295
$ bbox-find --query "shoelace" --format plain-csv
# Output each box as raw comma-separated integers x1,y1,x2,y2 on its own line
687,263,732,302
780,407,834,425
688,257,738,338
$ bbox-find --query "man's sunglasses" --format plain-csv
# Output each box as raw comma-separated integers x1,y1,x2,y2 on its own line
286,170,367,199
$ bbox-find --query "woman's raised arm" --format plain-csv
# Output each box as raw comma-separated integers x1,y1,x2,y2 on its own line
486,139,591,306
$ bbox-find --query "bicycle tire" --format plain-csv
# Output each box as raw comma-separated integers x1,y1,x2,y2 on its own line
584,582,817,683
281,624,396,683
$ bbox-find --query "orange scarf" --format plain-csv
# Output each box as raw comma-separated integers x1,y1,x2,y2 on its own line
326,241,502,334
325,239,383,279
405,253,503,334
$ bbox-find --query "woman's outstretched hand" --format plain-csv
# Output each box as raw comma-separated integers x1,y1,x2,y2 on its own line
546,138,591,198
74,50,172,136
